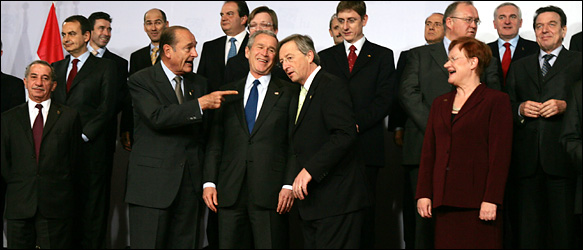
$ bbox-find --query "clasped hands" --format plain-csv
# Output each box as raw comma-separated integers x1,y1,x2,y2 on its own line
520,99,566,118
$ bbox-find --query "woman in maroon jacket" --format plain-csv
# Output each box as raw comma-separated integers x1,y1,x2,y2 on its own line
416,37,513,249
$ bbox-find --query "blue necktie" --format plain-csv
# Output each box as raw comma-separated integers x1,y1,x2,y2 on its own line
227,37,237,60
541,54,554,77
245,80,260,134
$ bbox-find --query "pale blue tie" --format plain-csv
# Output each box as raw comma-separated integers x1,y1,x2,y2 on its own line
245,80,260,134
228,38,237,60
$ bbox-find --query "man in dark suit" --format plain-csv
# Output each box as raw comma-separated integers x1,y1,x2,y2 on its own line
223,5,290,85
399,2,500,247
2,60,82,249
318,3,395,247
125,25,236,249
279,34,369,249
203,30,296,249
120,8,169,151
198,1,249,91
506,6,582,249
51,15,118,249
391,12,444,249
487,2,539,91
570,31,582,52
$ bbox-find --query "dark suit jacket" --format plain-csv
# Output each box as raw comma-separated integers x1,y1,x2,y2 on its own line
197,34,249,91
1,72,26,113
223,53,292,85
416,84,513,209
125,61,209,209
507,47,582,178
319,40,396,167
487,36,539,90
291,69,369,221
52,54,118,165
570,31,582,52
203,76,298,209
399,41,501,165
1,102,82,219
560,80,582,214
103,49,130,150
129,45,160,76
388,50,409,131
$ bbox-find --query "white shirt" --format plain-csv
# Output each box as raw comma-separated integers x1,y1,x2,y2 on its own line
87,44,106,58
224,30,248,64
243,73,271,120
302,66,322,92
538,46,562,68
497,35,520,61
343,36,366,57
66,50,90,81
28,99,51,128
161,60,185,96
443,36,452,56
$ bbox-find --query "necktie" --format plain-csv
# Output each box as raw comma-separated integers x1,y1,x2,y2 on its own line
151,47,159,65
91,50,99,56
541,54,554,77
227,38,237,61
32,104,44,164
501,42,511,85
295,86,308,123
67,59,79,93
348,45,357,72
245,80,260,133
174,76,184,104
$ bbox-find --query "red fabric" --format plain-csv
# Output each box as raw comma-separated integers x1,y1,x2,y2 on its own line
501,42,511,85
67,59,79,93
348,45,357,72
37,3,63,64
33,104,44,164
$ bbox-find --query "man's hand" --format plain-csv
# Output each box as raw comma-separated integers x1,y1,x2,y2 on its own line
198,90,238,110
120,131,131,151
203,187,218,213
539,99,566,118
393,129,404,147
479,201,497,221
292,168,312,200
276,188,294,214
520,100,543,118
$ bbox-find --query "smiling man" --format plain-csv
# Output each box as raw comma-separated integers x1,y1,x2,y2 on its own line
487,3,538,89
125,25,237,249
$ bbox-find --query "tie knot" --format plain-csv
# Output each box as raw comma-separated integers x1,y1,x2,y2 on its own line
72,58,79,65
35,104,43,110
300,86,308,95
349,45,356,52
543,54,554,61
91,50,99,56
503,42,511,49
230,37,237,43
253,79,260,87
152,47,159,53
174,75,182,84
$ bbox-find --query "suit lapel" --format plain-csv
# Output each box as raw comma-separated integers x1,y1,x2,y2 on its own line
543,47,568,81
294,72,320,133
351,40,373,76
333,44,351,78
252,78,283,136
232,80,248,134
52,57,69,101
453,84,485,124
439,92,454,131
431,42,449,77
42,102,61,140
153,62,180,104
69,54,96,92
17,104,35,148
525,54,541,91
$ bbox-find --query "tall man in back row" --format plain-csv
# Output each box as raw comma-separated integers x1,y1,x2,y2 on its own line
319,1,395,248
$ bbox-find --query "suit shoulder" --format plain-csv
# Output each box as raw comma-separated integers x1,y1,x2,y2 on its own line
1,72,21,83
1,103,27,119
131,46,150,56
105,50,129,64
203,36,226,47
219,77,243,91
319,44,338,56
367,40,393,53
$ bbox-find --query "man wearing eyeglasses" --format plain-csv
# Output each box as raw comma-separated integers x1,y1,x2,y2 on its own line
400,2,500,247
197,1,249,92
319,1,395,248
223,6,290,85
487,3,538,91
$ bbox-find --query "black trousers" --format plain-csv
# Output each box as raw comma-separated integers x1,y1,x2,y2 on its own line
6,212,72,249
302,209,365,249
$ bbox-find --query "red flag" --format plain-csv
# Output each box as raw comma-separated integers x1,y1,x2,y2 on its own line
37,2,63,64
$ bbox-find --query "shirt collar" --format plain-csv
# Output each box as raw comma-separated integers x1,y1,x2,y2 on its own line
443,36,452,56
344,36,366,56
228,30,248,44
87,44,106,58
161,59,180,84
539,46,562,60
497,35,520,49
303,66,322,92
246,72,271,89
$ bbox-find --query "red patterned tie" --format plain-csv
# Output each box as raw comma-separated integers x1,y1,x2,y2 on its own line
33,104,44,163
348,45,357,72
501,43,511,85
67,59,79,93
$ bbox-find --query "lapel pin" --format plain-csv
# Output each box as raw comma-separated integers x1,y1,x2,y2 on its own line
274,92,280,95
309,95,313,99
367,54,371,57
189,90,193,96
57,110,61,115
444,99,448,102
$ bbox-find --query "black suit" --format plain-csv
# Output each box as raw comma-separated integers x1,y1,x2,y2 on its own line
2,101,82,249
203,76,297,248
560,80,582,217
102,49,129,139
507,47,582,248
292,68,369,248
570,32,582,52
319,39,395,248
125,61,208,248
388,50,408,132
487,36,539,91
52,53,118,249
197,34,249,91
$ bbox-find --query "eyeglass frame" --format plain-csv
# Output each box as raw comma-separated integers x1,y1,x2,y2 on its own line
450,16,481,25
248,22,274,31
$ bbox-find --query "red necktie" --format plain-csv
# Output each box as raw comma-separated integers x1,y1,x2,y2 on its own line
501,42,511,85
33,104,44,163
67,59,80,93
348,45,357,72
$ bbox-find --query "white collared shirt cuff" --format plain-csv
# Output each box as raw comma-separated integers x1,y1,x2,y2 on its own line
82,134,89,142
282,185,292,190
203,182,216,189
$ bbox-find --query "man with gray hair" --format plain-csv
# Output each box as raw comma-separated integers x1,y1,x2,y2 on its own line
203,30,296,248
328,13,343,45
487,2,538,89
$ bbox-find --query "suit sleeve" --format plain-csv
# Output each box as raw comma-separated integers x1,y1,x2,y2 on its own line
505,63,525,127
483,92,513,205
203,101,225,184
128,72,203,130
305,79,358,183
400,48,431,132
355,49,396,132
415,98,438,200
388,51,409,130
560,81,582,171
82,59,118,140
196,43,209,78
483,58,501,91
1,116,11,179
